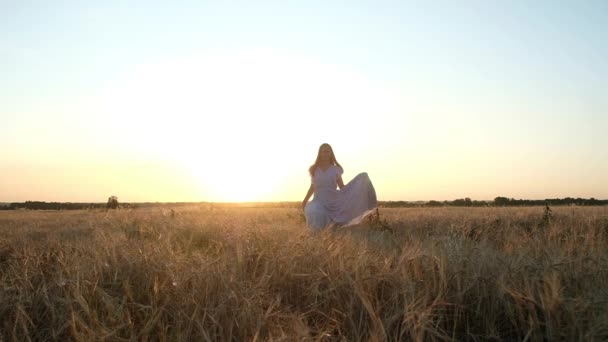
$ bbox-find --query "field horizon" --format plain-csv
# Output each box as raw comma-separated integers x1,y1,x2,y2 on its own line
2,196,607,211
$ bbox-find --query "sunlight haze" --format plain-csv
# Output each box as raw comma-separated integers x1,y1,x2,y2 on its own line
2,1,607,202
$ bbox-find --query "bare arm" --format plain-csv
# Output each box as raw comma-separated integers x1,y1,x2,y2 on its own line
337,176,345,190
302,183,314,209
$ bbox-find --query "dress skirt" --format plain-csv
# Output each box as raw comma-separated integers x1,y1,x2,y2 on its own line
305,172,377,230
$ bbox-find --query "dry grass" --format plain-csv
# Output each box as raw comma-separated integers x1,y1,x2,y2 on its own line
1,205,607,341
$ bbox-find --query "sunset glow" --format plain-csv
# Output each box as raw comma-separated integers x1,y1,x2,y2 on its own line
1,1,607,202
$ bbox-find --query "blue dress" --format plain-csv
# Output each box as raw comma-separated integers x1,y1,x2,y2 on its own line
304,165,377,230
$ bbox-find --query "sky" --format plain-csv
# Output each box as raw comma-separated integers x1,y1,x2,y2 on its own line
1,0,607,202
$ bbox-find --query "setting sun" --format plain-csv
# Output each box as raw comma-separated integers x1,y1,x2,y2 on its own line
184,150,283,202
88,49,403,202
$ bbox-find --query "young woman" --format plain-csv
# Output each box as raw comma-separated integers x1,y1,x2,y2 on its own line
302,143,377,230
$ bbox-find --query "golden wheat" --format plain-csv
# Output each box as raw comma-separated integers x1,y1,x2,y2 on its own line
0,205,607,341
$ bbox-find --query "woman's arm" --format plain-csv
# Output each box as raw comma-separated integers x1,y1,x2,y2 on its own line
337,176,345,190
302,184,314,209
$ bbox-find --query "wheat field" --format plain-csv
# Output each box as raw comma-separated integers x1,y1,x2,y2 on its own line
1,205,607,341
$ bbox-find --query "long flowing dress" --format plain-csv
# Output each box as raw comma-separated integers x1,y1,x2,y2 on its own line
304,165,377,230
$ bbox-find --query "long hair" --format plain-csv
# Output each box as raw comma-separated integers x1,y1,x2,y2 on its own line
308,143,343,177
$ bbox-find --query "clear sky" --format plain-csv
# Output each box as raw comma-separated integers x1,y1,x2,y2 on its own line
2,1,607,202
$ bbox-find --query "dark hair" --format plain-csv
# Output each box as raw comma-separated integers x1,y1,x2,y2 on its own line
309,143,343,177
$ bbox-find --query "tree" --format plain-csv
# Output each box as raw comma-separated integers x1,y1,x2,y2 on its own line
427,200,443,207
107,196,119,209
494,197,510,206
452,198,473,206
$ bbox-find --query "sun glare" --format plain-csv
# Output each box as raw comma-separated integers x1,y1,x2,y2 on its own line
95,48,402,202
184,150,283,202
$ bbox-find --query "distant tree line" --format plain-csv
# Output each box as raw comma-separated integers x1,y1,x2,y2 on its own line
0,201,309,211
0,200,134,210
0,201,108,210
1,197,606,211
381,197,608,208
491,197,608,207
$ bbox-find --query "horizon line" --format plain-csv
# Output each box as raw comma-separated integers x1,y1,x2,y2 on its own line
2,197,607,204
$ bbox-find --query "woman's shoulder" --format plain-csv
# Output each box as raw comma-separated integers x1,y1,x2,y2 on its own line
309,164,317,175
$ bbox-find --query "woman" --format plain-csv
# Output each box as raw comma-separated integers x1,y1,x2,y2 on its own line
302,143,377,230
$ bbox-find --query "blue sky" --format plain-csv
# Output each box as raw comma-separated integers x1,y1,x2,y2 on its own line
1,1,607,202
